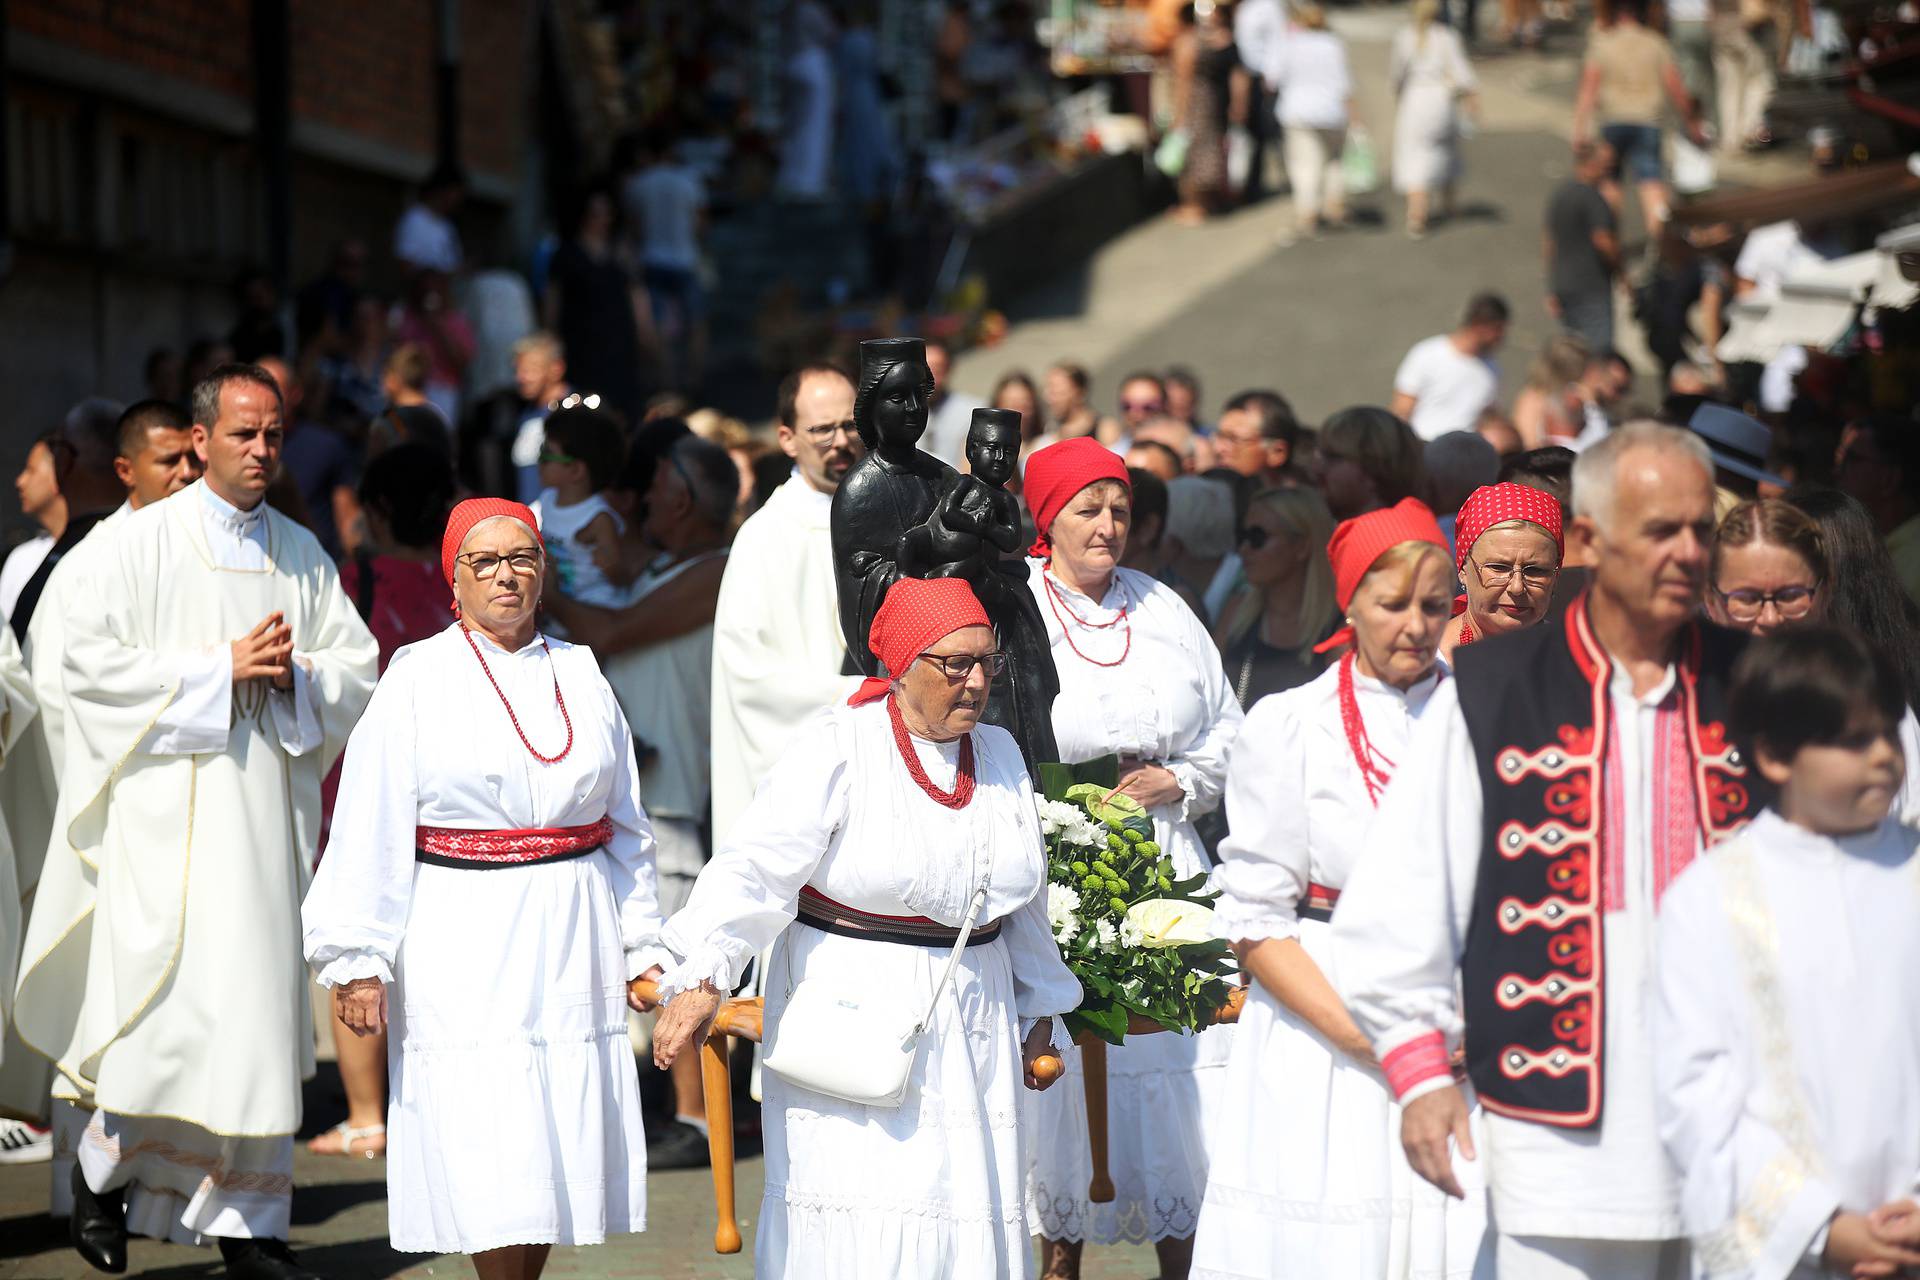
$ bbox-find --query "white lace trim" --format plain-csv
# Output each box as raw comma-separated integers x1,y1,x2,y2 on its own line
655,945,732,1002
309,946,394,989
1030,1177,1201,1243
767,1182,1027,1225
1210,911,1300,945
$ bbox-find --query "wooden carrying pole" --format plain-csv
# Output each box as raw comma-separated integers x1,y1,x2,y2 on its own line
631,979,1245,1246
1028,986,1247,1204
631,979,762,1254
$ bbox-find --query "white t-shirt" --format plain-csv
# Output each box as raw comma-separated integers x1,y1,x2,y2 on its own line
1235,0,1290,86
1733,220,1820,302
531,489,626,608
1273,30,1352,130
394,203,462,274
1393,334,1500,441
0,533,54,623
622,164,706,272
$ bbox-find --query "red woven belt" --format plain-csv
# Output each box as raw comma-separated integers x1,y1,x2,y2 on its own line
415,817,614,868
1299,881,1341,922
796,885,1002,947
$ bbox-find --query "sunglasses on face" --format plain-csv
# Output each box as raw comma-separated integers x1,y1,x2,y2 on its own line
1122,398,1163,414
1237,525,1285,550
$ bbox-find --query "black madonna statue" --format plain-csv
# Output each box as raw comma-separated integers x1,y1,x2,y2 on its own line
830,339,1060,770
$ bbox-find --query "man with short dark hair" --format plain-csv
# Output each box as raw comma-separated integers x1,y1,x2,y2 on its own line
1391,294,1509,441
1106,369,1169,446
16,363,376,1280
1545,140,1622,353
1214,388,1301,487
709,363,866,842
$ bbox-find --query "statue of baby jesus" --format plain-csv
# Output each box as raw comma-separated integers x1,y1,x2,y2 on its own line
895,409,1026,585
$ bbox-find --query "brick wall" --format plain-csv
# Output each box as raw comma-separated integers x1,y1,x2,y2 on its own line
289,0,437,163
11,0,253,99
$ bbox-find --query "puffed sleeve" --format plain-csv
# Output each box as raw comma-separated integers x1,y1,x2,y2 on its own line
1654,858,1841,1279
601,681,667,978
1212,691,1312,944
1331,679,1481,1104
301,653,420,987
655,713,851,1000
1163,593,1245,821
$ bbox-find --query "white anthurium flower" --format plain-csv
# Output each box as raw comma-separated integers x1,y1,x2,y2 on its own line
1123,899,1216,948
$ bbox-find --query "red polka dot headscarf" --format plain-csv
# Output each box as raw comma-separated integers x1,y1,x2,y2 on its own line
1452,483,1564,574
848,577,993,706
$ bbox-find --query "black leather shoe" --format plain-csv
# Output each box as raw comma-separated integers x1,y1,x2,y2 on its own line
69,1163,128,1274
219,1237,325,1280
646,1118,711,1170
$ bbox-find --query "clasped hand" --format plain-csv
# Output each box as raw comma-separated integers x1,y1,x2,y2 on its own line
335,978,387,1037
1826,1200,1920,1278
233,612,294,690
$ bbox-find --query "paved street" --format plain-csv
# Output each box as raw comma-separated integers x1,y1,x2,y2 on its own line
0,8,1802,1278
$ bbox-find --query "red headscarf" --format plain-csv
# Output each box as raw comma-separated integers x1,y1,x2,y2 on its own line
1452,483,1564,574
442,497,544,590
849,577,993,706
1314,498,1451,654
1023,437,1131,557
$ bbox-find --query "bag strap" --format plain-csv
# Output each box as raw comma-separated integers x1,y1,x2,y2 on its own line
909,883,990,1042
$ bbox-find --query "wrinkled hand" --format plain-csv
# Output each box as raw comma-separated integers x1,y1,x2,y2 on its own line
233,612,294,688
627,966,665,1013
1402,1084,1476,1200
1868,1199,1920,1248
1022,1024,1061,1092
1110,761,1185,811
652,981,723,1070
1825,1209,1920,1277
335,978,387,1037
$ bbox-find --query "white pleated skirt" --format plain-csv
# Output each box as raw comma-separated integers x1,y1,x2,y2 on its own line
386,851,647,1254
1191,919,1486,1279
757,923,1034,1280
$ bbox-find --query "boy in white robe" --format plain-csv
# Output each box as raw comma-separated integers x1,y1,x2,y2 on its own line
16,365,376,1280
1655,627,1920,1280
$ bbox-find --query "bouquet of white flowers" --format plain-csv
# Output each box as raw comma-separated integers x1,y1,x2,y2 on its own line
1035,766,1235,1046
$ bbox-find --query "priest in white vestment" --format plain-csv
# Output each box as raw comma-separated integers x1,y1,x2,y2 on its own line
1333,425,1756,1279
654,577,1081,1279
304,498,666,1275
3,400,199,1162
1655,628,1920,1280
15,366,376,1280
709,363,864,841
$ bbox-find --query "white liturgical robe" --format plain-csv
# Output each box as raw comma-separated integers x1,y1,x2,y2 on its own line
1655,811,1920,1280
13,479,376,1140
709,471,861,842
0,622,38,1064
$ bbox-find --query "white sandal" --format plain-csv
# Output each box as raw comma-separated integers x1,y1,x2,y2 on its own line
309,1121,386,1159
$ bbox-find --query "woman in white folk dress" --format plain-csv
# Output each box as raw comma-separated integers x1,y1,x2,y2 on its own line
651,576,1080,1279
302,498,667,1278
1389,0,1478,239
1019,437,1245,1280
1192,498,1486,1279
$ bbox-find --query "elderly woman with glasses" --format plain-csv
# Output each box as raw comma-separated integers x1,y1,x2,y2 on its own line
303,498,668,1279
1436,482,1564,665
1019,437,1245,1280
650,576,1079,1279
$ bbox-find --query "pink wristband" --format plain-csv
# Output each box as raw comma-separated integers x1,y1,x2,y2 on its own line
1382,1031,1452,1100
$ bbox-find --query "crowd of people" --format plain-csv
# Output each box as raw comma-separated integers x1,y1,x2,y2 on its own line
0,284,1917,1280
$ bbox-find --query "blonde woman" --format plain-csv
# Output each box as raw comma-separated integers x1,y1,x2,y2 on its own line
1390,0,1478,239
1214,488,1339,708
1271,4,1354,240
1510,334,1591,449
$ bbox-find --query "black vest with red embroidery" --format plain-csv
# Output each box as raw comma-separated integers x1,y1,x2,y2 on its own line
1451,597,1765,1128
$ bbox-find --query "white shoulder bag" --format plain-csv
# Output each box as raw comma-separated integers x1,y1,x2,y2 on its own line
762,882,990,1109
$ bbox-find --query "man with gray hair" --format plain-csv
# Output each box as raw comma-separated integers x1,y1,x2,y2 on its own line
1334,422,1768,1277
17,363,376,1280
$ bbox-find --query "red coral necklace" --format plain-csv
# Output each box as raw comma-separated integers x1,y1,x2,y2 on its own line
1044,570,1132,668
461,623,575,764
1338,652,1396,807
888,695,975,808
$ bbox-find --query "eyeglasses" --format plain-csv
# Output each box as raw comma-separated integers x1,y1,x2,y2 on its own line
802,419,857,445
551,392,601,411
1121,398,1163,415
1468,557,1559,593
1715,582,1818,621
917,651,1008,680
458,550,543,579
